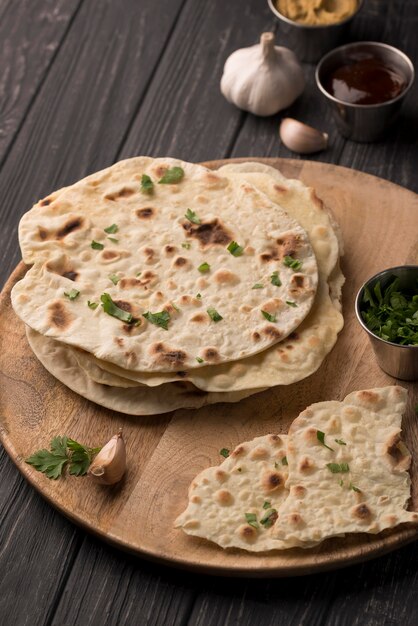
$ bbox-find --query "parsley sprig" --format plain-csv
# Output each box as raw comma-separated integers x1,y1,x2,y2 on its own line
26,436,101,479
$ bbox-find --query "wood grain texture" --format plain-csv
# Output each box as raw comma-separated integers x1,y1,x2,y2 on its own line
0,0,81,164
1,159,417,578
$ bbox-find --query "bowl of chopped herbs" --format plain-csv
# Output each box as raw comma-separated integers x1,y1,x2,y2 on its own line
355,265,418,380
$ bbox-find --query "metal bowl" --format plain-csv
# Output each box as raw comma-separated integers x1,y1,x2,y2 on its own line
315,41,415,141
355,265,418,381
267,0,363,63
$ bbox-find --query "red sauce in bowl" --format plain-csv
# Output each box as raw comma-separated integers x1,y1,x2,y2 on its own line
324,54,407,105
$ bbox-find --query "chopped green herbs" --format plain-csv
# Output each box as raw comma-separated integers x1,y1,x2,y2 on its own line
143,310,170,330
185,208,201,224
270,271,282,287
207,307,223,322
245,513,259,529
136,271,142,277
281,456,288,466
100,293,133,323
263,501,271,510
252,283,264,289
196,293,202,299
87,300,99,310
227,241,244,257
198,262,210,273
26,436,101,479
335,438,347,446
91,240,104,250
158,166,184,184
361,276,418,345
196,356,204,363
140,174,154,194
104,223,118,234
220,448,230,458
108,273,120,285
182,242,191,249
339,479,344,487
64,289,80,301
286,300,298,307
107,237,119,244
283,255,303,271
326,462,350,474
261,310,277,323
260,508,278,528
317,430,334,451
349,482,361,493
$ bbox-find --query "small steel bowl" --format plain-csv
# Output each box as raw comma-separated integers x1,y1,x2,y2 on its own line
355,266,418,381
316,42,415,141
267,0,363,63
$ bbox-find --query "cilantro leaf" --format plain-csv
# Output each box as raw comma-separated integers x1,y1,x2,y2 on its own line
263,501,271,510
107,237,119,244
91,240,104,250
227,241,244,257
261,310,277,323
100,293,133,323
104,223,118,234
286,301,298,307
87,300,99,310
198,262,210,273
252,283,264,289
220,448,230,458
143,310,170,330
281,456,288,466
158,167,184,184
271,271,282,287
326,462,350,474
26,448,69,479
349,482,361,493
196,356,204,363
140,174,154,194
260,508,278,528
182,242,191,249
64,289,80,301
207,307,223,322
108,273,120,285
283,255,303,271
245,513,259,529
26,436,102,480
67,439,101,476
317,430,334,451
185,209,201,224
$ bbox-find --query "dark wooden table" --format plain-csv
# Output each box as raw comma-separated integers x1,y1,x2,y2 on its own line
1,1,417,624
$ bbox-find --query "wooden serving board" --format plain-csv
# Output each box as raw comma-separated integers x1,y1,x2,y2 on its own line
1,158,417,577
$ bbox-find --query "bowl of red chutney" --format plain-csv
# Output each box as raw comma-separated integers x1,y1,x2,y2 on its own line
315,41,414,141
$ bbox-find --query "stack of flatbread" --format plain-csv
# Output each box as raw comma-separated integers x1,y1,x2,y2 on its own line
176,386,418,550
11,157,344,415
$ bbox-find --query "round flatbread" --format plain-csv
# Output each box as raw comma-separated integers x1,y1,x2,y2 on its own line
12,157,318,373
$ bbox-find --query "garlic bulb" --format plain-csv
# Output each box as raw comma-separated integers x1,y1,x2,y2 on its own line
279,118,328,154
88,430,126,485
220,32,305,116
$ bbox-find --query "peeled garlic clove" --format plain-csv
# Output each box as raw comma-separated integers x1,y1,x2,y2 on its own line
279,118,328,154
88,430,126,485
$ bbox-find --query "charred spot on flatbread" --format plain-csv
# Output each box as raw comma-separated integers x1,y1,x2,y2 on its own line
260,233,303,263
48,301,73,330
261,470,285,492
182,218,233,248
56,217,84,239
39,197,52,206
105,187,135,201
150,342,187,368
136,207,155,219
351,503,373,522
262,325,282,340
202,347,220,362
45,258,79,282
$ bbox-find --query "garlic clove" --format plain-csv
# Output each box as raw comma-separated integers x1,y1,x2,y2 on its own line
88,430,126,485
279,118,328,154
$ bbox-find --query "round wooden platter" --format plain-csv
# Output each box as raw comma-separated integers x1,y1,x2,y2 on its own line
1,158,418,577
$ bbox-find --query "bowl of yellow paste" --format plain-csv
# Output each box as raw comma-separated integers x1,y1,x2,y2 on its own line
268,0,363,63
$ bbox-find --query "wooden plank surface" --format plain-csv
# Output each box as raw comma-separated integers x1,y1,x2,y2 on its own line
0,0,417,624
